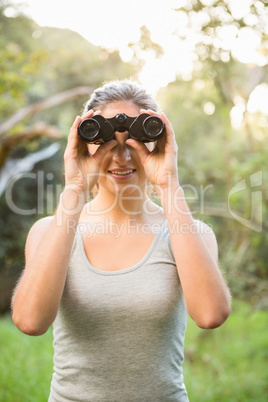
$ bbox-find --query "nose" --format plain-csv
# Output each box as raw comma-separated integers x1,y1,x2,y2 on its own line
112,131,131,164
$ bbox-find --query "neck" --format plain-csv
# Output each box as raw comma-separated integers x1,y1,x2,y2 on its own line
88,186,155,223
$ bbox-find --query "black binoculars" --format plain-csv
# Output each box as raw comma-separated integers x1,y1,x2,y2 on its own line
78,113,165,144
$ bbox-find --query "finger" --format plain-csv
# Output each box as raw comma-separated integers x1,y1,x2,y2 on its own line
140,108,159,116
126,139,151,165
67,115,82,149
72,115,82,128
156,112,177,152
80,109,95,120
80,109,102,120
77,136,90,158
92,139,117,167
93,110,102,115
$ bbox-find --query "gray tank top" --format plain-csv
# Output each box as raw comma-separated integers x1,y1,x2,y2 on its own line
49,220,189,402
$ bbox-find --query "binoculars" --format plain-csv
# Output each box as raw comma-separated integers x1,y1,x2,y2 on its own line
78,113,165,144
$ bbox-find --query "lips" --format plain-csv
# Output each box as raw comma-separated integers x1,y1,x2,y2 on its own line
109,169,135,175
108,168,136,178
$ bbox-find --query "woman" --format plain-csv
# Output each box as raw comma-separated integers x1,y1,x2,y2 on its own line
12,80,231,401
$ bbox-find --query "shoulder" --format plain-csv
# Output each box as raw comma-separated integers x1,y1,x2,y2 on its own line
166,219,218,261
194,219,218,261
27,216,54,237
25,216,54,262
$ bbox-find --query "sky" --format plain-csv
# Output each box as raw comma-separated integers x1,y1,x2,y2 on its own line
7,0,268,114
10,0,187,93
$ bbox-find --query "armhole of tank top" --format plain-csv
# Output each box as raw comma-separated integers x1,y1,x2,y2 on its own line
162,220,175,262
70,230,79,256
164,219,212,262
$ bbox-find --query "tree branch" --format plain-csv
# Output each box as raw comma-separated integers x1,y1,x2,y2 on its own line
0,86,93,138
0,123,62,168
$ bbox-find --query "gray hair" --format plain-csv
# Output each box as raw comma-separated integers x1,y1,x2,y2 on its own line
83,80,159,113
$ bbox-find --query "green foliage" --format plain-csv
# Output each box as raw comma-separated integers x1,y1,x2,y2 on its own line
0,11,46,116
176,0,268,64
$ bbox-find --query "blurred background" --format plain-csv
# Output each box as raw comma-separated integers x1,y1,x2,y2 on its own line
0,0,267,400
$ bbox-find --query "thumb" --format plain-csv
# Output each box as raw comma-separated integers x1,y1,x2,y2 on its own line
92,140,117,167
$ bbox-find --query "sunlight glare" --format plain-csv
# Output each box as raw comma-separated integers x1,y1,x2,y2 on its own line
227,0,252,20
247,84,268,115
231,27,266,66
10,0,268,96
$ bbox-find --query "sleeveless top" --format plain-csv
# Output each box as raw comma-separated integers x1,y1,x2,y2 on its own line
49,220,189,402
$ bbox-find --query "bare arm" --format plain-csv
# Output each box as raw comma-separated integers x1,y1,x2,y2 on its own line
159,184,231,329
127,109,231,329
12,191,83,335
12,111,116,336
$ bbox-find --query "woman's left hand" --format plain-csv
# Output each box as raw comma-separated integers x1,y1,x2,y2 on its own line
126,109,179,190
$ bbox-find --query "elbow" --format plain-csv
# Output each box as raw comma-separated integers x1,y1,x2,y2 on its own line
194,304,231,330
12,310,49,336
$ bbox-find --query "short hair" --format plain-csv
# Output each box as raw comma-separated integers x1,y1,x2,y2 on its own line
83,79,159,113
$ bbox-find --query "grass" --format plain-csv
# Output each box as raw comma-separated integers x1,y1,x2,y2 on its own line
183,301,268,401
0,318,53,402
0,300,267,401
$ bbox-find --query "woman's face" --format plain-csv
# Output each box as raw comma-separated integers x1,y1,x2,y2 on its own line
88,101,149,196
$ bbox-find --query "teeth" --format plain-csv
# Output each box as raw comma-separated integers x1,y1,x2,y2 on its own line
110,169,134,175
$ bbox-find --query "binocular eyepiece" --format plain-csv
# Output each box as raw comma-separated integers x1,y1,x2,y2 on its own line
78,113,165,144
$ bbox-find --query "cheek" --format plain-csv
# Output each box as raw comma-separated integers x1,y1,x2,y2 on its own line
99,154,110,173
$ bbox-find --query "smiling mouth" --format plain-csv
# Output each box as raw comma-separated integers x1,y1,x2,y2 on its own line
108,169,136,176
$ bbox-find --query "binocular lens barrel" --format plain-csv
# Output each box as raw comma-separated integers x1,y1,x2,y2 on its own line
143,116,164,138
78,113,165,143
79,119,100,141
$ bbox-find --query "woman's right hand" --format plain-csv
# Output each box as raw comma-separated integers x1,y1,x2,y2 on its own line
64,110,117,196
